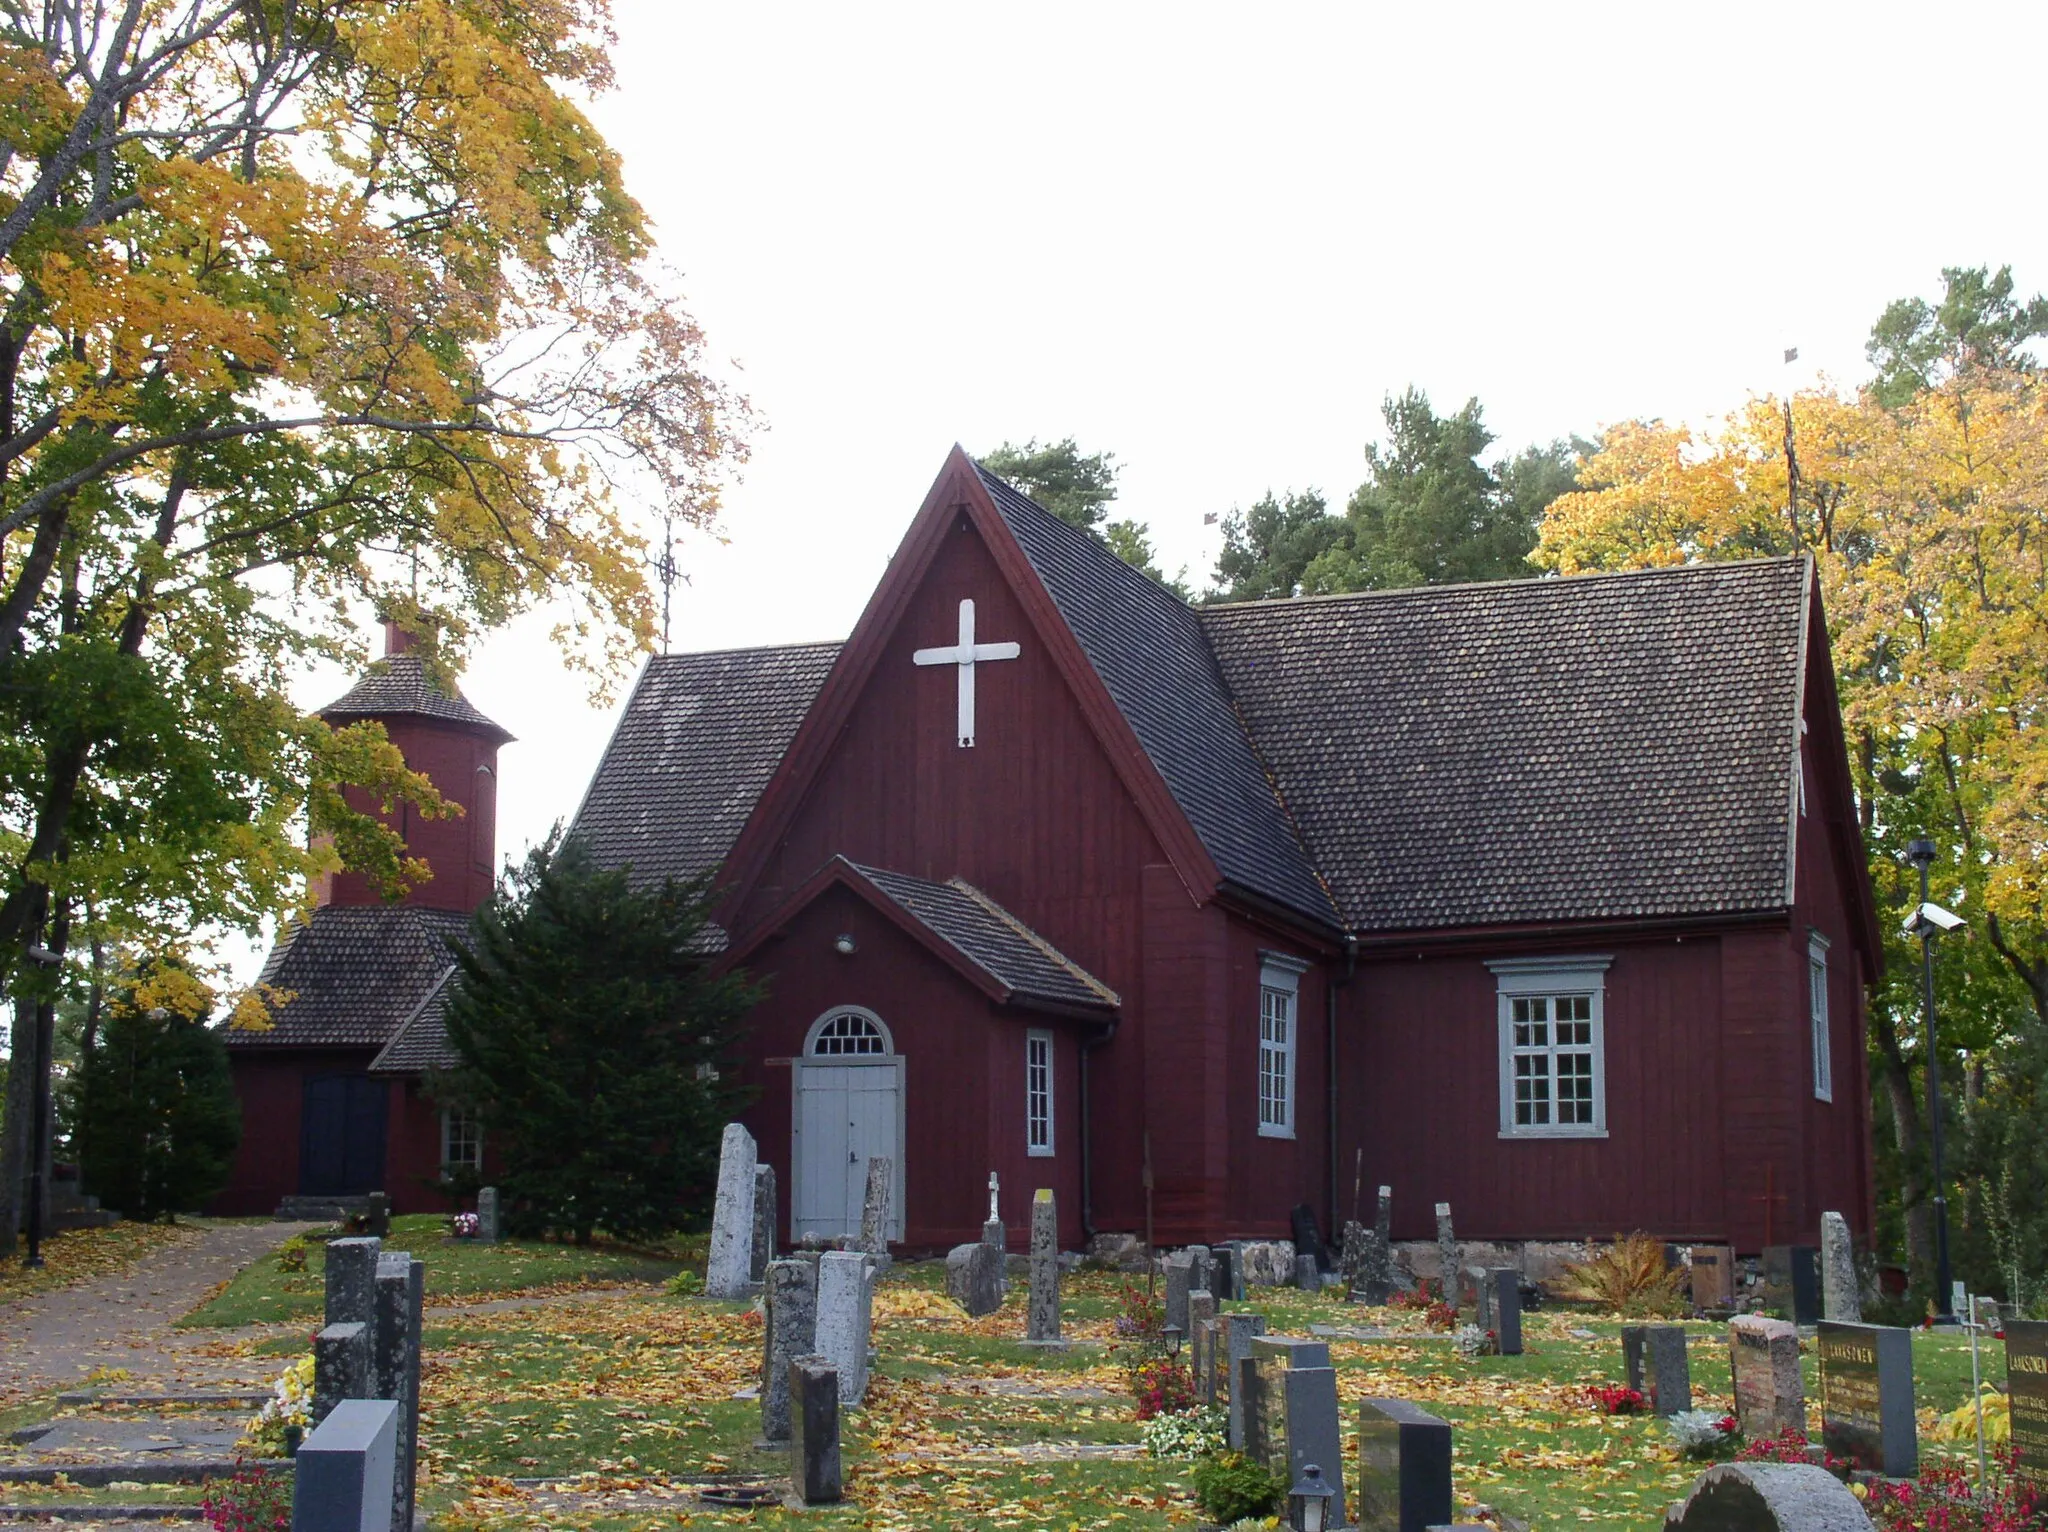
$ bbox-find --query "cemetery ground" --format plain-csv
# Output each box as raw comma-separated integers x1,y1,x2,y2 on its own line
0,1221,2009,1528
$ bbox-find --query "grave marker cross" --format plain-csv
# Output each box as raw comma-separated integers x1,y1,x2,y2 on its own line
914,598,1020,747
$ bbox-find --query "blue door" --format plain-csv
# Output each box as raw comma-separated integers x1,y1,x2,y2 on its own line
300,1074,388,1195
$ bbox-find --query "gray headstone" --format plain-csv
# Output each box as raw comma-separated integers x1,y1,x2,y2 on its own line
1690,1245,1735,1310
1820,1213,1860,1323
706,1123,758,1300
1817,1321,1916,1477
1250,1334,1333,1369
364,1192,390,1239
1762,1245,1821,1326
1490,1269,1522,1357
1212,1242,1246,1301
789,1356,842,1505
1220,1311,1270,1450
1729,1315,1807,1440
1357,1397,1453,1532
1375,1184,1393,1243
1187,1291,1216,1396
1646,1326,1691,1415
857,1155,893,1255
2008,1319,2048,1495
945,1241,1004,1317
1241,1240,1296,1287
1195,1315,1224,1405
313,1321,372,1427
371,1253,424,1532
294,1397,400,1532
1434,1203,1459,1305
475,1186,500,1243
1291,1203,1330,1271
1187,1244,1213,1301
1283,1365,1348,1527
1475,1269,1495,1332
325,1236,382,1326
1294,1253,1320,1290
750,1163,778,1284
1164,1250,1197,1333
982,1216,1006,1252
814,1251,872,1406
1661,1461,1873,1532
1340,1220,1370,1299
1026,1189,1061,1344
1361,1187,1396,1303
1622,1325,1648,1393
760,1259,819,1442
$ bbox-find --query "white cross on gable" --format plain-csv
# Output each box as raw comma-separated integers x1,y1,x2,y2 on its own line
913,598,1020,748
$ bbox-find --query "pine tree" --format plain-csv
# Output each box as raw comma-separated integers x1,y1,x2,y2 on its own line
437,831,758,1245
73,961,241,1220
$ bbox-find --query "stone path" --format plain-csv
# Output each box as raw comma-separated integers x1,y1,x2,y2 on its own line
0,1221,317,1404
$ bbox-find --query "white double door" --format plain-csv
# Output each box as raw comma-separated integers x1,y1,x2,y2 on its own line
792,1057,904,1242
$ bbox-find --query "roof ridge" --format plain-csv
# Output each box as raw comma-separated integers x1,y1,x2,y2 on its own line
649,638,846,663
944,876,1121,1006
1200,554,1807,615
972,464,1197,608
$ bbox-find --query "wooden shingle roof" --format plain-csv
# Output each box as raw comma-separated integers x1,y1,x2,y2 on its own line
229,904,472,1050
320,653,513,743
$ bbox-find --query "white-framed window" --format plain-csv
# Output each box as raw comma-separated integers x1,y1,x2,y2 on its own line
1026,1029,1054,1156
1489,956,1612,1139
441,1107,483,1172
1810,931,1832,1102
808,1008,892,1056
1257,954,1309,1139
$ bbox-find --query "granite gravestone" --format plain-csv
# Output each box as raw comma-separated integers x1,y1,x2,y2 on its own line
1219,1312,1270,1450
750,1163,777,1285
1025,1188,1062,1345
1689,1245,1734,1311
789,1356,842,1505
1164,1250,1198,1333
1292,1203,1331,1274
1820,1213,1861,1324
760,1259,819,1442
313,1321,372,1428
1357,1398,1453,1532
1434,1204,1459,1305
1662,1461,1876,1532
1241,1338,1345,1525
293,1398,399,1532
1340,1220,1370,1300
1645,1327,1691,1415
1816,1321,1915,1477
945,1240,1005,1317
706,1123,758,1300
475,1186,501,1243
2004,1319,2048,1494
1622,1326,1648,1395
1762,1245,1822,1326
1490,1269,1523,1356
1295,1253,1321,1290
364,1192,391,1239
984,1172,1005,1252
1282,1366,1349,1526
857,1155,893,1256
1186,1290,1216,1392
1212,1242,1246,1302
1730,1315,1807,1440
1361,1186,1396,1304
325,1236,381,1326
372,1252,425,1532
813,1251,872,1406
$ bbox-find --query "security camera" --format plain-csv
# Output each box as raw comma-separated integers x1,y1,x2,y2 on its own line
1903,902,1966,936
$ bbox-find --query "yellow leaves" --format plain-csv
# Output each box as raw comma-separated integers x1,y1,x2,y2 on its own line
1929,1388,2010,1444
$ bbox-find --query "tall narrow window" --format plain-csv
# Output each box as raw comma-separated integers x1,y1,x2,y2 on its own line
1258,955,1308,1139
441,1107,482,1173
1491,956,1611,1139
1026,1029,1054,1156
1810,931,1832,1102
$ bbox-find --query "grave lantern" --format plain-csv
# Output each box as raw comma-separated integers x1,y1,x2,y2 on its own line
1161,1323,1184,1359
1288,1462,1334,1532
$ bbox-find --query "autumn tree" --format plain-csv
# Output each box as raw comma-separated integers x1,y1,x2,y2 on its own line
979,438,1184,592
1867,264,2048,406
0,1,744,1249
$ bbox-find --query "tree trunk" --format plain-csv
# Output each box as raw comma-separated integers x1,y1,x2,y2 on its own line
0,1000,31,1254
1870,1003,1933,1285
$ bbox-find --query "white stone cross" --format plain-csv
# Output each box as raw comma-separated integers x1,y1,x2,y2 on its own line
988,1172,1000,1222
913,598,1020,748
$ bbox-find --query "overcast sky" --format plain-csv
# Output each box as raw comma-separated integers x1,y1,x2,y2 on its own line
232,0,2048,981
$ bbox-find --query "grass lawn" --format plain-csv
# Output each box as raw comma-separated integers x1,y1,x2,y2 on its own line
178,1215,694,1328
411,1268,2009,1531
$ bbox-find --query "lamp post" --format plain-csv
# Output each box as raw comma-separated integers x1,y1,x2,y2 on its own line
13,942,63,1269
1905,837,1956,1321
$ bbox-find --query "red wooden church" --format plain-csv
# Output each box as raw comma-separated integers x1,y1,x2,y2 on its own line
568,448,1880,1254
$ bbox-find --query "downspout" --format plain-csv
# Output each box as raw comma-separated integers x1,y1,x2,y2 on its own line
1327,933,1358,1239
1080,1014,1119,1242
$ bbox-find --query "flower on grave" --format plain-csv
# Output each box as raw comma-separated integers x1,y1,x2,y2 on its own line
1422,1300,1459,1332
1667,1408,1738,1459
1453,1324,1497,1359
200,1461,293,1532
451,1211,480,1238
1586,1383,1648,1415
238,1356,314,1458
1737,1427,1849,1477
1863,1447,2045,1532
1131,1358,1199,1420
1139,1403,1227,1459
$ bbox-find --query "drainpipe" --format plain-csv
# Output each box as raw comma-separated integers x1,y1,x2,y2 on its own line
1327,934,1358,1239
1079,1016,1118,1242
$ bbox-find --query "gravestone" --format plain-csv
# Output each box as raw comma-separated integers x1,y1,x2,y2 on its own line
1241,1339,1340,1519
706,1123,758,1300
1164,1250,1198,1333
1188,1244,1214,1301
1212,1242,1246,1301
475,1186,501,1243
1340,1220,1370,1299
1689,1245,1734,1311
857,1155,893,1255
1196,1315,1224,1405
1240,1240,1296,1287
750,1163,777,1284
2008,1319,2048,1494
1661,1461,1874,1532
313,1321,372,1428
1645,1326,1691,1415
1623,1326,1648,1394
1490,1269,1523,1356
1729,1315,1807,1440
945,1241,1005,1317
1026,1188,1063,1344
1762,1245,1821,1326
789,1356,842,1505
1294,1253,1320,1290
1361,1186,1396,1303
1476,1269,1495,1331
325,1236,381,1325
1292,1202,1331,1274
1219,1311,1271,1450
1820,1213,1860,1323
372,1252,425,1532
293,1397,399,1532
813,1250,872,1405
760,1259,819,1443
1186,1290,1216,1388
364,1192,391,1239
1816,1321,1915,1477
984,1171,1004,1252
1434,1204,1459,1305
1357,1398,1453,1532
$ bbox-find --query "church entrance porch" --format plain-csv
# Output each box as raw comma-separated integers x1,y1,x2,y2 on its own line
791,1007,905,1241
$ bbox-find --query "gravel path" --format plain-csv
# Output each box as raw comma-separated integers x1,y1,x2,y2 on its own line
0,1221,318,1404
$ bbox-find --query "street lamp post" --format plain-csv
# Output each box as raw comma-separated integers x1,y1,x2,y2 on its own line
1906,837,1954,1321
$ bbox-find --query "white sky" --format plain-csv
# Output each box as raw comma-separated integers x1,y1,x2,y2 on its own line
227,0,2048,983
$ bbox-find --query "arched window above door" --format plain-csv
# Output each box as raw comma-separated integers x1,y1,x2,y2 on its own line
806,1007,894,1057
